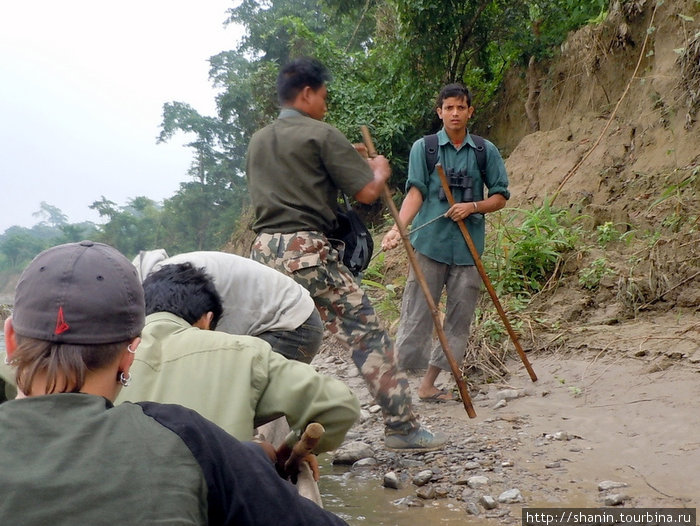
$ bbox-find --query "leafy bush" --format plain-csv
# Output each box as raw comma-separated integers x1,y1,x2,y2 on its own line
483,198,582,298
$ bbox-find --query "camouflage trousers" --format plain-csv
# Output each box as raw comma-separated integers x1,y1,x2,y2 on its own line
251,231,418,434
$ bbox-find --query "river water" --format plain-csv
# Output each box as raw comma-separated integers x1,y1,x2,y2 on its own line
319,459,483,525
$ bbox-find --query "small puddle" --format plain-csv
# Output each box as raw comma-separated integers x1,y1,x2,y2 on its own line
318,456,491,525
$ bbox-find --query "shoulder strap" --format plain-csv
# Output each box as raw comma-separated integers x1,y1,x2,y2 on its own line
470,134,487,178
340,193,352,212
424,134,439,174
424,133,487,177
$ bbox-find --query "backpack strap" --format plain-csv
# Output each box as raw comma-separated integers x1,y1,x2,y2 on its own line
424,133,488,177
470,134,488,178
424,134,439,174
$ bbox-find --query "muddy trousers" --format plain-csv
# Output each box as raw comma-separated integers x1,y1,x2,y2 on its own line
396,252,481,372
251,231,418,434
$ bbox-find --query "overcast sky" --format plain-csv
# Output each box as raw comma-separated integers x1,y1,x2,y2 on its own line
0,1,243,233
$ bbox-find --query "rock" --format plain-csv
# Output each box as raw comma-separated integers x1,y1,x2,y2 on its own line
492,399,508,409
501,460,514,468
392,496,425,508
464,461,481,470
496,389,522,401
412,469,434,486
553,431,570,441
479,495,498,510
604,493,629,506
434,486,450,498
383,471,401,489
399,459,424,468
598,480,628,491
454,473,471,485
352,458,378,470
416,486,436,499
358,409,372,423
332,441,375,465
368,404,382,414
545,461,561,469
498,488,524,503
465,502,481,516
460,488,474,501
467,475,489,489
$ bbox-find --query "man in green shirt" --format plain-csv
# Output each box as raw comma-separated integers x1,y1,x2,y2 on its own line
382,83,510,402
246,57,446,451
116,262,360,455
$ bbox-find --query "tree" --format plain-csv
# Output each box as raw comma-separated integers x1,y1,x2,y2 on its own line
58,222,99,243
32,201,68,228
89,196,163,258
159,179,246,253
157,0,611,227
0,227,48,269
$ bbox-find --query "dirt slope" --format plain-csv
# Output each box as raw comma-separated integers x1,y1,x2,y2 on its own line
479,0,699,354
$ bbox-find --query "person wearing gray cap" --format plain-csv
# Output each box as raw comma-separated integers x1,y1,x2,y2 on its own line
0,241,347,526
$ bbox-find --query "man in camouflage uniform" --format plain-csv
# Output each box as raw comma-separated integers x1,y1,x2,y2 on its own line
246,57,446,451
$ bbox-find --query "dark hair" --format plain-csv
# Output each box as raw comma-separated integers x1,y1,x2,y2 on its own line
276,57,331,105
142,263,223,330
436,83,472,109
13,336,128,395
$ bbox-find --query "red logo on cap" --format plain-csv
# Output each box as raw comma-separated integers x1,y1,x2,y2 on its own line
55,306,70,335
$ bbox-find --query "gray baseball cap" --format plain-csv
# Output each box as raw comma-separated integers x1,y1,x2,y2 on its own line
12,241,145,344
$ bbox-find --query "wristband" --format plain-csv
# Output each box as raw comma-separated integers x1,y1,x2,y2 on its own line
473,202,478,211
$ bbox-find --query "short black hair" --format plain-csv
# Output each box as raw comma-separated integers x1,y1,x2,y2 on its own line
142,263,223,330
276,57,331,105
436,83,472,109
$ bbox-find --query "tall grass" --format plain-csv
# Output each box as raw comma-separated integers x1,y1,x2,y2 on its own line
483,198,583,301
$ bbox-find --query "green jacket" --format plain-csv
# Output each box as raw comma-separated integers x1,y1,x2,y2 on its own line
116,312,359,452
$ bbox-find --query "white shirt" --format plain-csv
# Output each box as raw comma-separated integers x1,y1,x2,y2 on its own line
132,250,315,335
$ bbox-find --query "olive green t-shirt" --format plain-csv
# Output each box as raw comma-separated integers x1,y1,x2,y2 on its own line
246,108,373,234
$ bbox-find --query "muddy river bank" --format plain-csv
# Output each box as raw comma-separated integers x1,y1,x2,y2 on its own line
312,322,700,524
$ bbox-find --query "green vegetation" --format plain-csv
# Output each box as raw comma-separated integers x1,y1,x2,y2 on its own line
483,198,583,299
579,257,615,290
361,252,404,321
0,0,622,272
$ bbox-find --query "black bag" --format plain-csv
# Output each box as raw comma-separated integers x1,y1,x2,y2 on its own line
331,194,374,276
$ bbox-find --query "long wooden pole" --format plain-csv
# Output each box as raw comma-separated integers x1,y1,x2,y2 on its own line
436,164,537,382
360,126,476,418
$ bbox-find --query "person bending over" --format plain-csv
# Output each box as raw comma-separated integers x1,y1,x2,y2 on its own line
133,249,323,363
116,262,360,460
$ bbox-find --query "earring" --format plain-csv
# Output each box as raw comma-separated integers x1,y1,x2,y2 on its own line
3,355,11,366
127,344,136,354
119,371,132,387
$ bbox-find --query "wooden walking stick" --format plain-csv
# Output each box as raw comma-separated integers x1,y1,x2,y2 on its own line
283,422,324,477
360,125,477,418
283,422,324,506
436,163,537,382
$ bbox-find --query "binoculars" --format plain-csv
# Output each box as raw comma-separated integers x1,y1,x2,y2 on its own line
438,168,474,202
